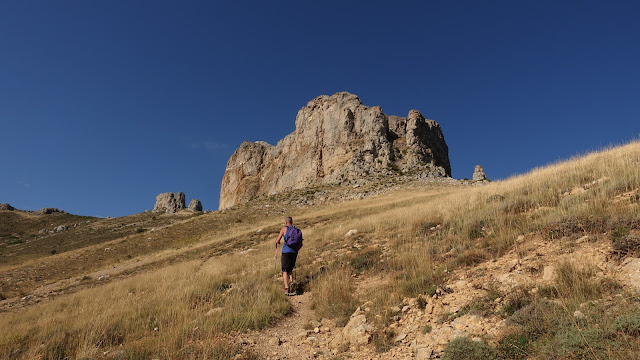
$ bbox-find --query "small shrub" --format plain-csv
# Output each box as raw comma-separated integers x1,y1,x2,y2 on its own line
372,329,395,353
554,327,610,358
349,249,380,273
467,224,485,240
612,233,640,258
614,312,640,336
457,285,503,318
502,287,531,317
455,248,489,267
611,227,630,243
422,324,432,334
496,333,529,360
416,296,427,310
508,299,559,338
544,216,584,240
441,337,497,360
50,249,57,255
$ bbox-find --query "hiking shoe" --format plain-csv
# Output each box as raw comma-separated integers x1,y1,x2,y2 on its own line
284,288,289,295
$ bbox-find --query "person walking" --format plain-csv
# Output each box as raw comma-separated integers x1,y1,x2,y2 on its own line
275,216,302,295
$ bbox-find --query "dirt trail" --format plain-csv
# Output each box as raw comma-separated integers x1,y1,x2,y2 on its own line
240,292,320,359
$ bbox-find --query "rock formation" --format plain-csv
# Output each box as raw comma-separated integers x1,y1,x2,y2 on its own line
153,192,186,213
472,165,487,181
0,203,14,211
219,92,450,209
36,208,61,215
188,199,203,212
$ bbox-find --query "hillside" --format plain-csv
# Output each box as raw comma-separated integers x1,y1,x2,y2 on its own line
1,141,640,359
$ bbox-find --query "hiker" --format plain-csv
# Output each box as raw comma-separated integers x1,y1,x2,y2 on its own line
275,216,302,295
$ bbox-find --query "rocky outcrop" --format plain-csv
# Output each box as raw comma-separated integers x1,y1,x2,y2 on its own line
153,192,186,213
188,199,203,212
219,92,450,209
37,208,61,215
0,203,14,211
472,165,487,181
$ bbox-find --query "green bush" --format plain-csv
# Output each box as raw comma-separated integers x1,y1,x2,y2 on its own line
496,333,529,360
614,312,640,336
349,249,380,273
507,299,559,338
441,337,497,360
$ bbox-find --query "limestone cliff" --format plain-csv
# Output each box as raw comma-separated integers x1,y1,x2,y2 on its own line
219,92,450,209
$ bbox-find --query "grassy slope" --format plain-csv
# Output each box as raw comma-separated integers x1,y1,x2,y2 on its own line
0,141,639,359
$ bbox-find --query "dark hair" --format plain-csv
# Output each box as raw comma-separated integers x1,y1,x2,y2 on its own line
285,216,293,225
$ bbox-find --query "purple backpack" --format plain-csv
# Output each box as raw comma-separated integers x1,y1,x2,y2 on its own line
285,226,303,251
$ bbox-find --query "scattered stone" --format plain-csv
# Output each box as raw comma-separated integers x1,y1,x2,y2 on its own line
415,346,433,360
153,192,186,213
394,333,407,342
106,350,128,360
206,307,224,316
0,203,14,211
55,225,69,232
573,310,586,320
345,229,358,237
472,165,487,181
342,308,373,346
305,336,319,345
268,337,281,346
542,265,556,282
314,327,320,333
620,258,640,290
188,199,203,212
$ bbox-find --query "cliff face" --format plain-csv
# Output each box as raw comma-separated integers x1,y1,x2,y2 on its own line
219,92,450,209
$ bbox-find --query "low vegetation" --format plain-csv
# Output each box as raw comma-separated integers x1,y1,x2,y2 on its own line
1,141,640,358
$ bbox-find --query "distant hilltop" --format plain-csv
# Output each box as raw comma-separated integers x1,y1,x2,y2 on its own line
219,92,451,210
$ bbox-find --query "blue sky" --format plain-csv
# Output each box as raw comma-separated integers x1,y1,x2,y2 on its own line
1,1,639,217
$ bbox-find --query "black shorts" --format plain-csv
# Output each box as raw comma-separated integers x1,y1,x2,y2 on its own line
281,252,297,273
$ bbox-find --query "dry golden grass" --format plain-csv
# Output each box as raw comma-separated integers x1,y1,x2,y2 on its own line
2,141,640,358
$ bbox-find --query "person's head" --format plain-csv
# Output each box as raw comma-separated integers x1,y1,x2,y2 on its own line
285,216,293,225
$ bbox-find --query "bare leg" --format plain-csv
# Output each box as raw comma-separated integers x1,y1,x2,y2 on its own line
283,271,289,289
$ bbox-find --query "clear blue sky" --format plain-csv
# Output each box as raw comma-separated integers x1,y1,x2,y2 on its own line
1,1,639,217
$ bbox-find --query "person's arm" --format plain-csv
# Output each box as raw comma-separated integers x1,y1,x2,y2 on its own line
275,227,286,245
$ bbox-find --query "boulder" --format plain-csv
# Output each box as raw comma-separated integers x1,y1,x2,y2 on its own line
341,307,373,346
0,203,14,211
619,258,640,290
188,199,203,212
219,92,451,209
472,165,487,181
153,192,186,213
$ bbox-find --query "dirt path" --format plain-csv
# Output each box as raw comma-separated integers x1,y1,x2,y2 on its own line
239,291,321,359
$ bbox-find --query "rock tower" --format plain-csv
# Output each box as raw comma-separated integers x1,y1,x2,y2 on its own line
219,92,451,209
